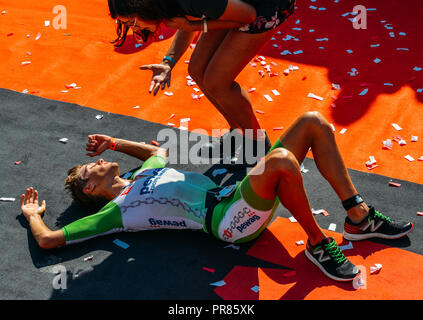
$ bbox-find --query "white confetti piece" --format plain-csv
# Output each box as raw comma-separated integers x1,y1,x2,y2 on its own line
404,155,415,162
272,89,280,96
21,61,31,66
332,83,341,90
328,223,337,231
133,106,140,109
264,94,273,102
417,212,423,216
167,122,175,127
84,256,93,262
308,93,324,101
180,117,190,123
296,240,304,246
0,197,16,202
95,115,103,120
35,32,41,40
59,138,68,143
340,128,347,134
44,20,50,27
289,216,297,223
370,263,382,274
330,123,336,131
210,280,226,287
248,88,256,93
300,163,309,173
366,156,377,166
411,136,418,142
398,139,407,146
392,123,402,131
418,156,423,161
164,92,173,96
383,139,393,150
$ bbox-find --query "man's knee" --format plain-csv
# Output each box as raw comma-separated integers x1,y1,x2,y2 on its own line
300,111,332,134
265,148,301,178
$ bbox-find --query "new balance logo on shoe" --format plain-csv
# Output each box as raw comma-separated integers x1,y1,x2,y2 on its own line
313,248,331,263
361,219,383,233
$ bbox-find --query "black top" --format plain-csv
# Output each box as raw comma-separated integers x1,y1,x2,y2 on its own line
175,0,292,20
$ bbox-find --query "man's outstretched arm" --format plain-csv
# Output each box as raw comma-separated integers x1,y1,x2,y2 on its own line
85,134,167,162
21,187,65,249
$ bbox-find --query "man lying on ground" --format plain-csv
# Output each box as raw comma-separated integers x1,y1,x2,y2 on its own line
20,111,413,282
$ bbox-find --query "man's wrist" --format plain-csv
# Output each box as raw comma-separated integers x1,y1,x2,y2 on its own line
109,138,118,151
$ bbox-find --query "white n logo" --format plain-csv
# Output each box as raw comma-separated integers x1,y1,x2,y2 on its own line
362,219,383,233
314,249,330,263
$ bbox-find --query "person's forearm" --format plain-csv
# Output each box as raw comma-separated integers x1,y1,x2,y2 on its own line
162,30,197,68
28,215,65,249
113,138,167,161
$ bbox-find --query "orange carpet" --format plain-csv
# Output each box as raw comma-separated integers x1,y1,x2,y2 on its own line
1,0,422,184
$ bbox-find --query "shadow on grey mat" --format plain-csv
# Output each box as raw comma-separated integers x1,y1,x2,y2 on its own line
0,88,421,299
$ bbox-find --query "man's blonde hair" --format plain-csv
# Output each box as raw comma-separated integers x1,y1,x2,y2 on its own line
64,165,107,210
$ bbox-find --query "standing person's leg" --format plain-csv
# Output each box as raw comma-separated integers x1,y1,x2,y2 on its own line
200,29,275,135
188,30,240,130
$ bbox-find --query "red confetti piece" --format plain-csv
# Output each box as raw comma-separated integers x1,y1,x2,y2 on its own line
321,210,330,216
256,110,265,114
202,267,215,273
14,161,22,165
302,76,307,80
417,212,423,216
7,33,14,37
151,140,160,146
388,182,401,188
366,163,379,170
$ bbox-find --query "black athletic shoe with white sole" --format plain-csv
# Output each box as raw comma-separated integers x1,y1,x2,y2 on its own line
343,206,414,241
305,237,360,282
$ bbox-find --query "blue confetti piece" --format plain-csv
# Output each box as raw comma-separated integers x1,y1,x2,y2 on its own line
251,285,260,293
367,8,377,11
293,50,303,55
370,44,380,47
413,66,422,71
417,89,423,93
113,239,130,249
374,58,381,64
280,50,292,55
397,48,409,51
292,27,302,31
318,7,326,11
210,280,226,287
309,29,315,32
135,43,143,48
295,19,301,24
389,32,395,38
309,5,317,9
399,32,407,36
319,47,325,50
359,88,369,96
384,24,393,30
316,38,329,41
346,49,353,53
384,83,394,86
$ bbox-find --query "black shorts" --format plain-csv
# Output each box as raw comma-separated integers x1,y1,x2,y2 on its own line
239,0,296,34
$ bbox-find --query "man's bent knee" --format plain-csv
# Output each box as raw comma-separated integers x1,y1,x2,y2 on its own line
266,148,301,177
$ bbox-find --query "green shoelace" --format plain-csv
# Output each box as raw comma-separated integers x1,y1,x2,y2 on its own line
323,241,347,265
372,209,392,223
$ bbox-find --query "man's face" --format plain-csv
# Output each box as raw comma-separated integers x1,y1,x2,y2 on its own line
79,159,119,194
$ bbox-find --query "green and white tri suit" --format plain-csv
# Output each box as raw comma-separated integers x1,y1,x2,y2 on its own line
62,139,286,245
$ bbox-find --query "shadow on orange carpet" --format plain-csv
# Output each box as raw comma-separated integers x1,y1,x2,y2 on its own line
216,217,423,300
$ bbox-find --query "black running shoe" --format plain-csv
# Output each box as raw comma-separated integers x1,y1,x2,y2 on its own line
343,206,414,241
305,237,360,281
